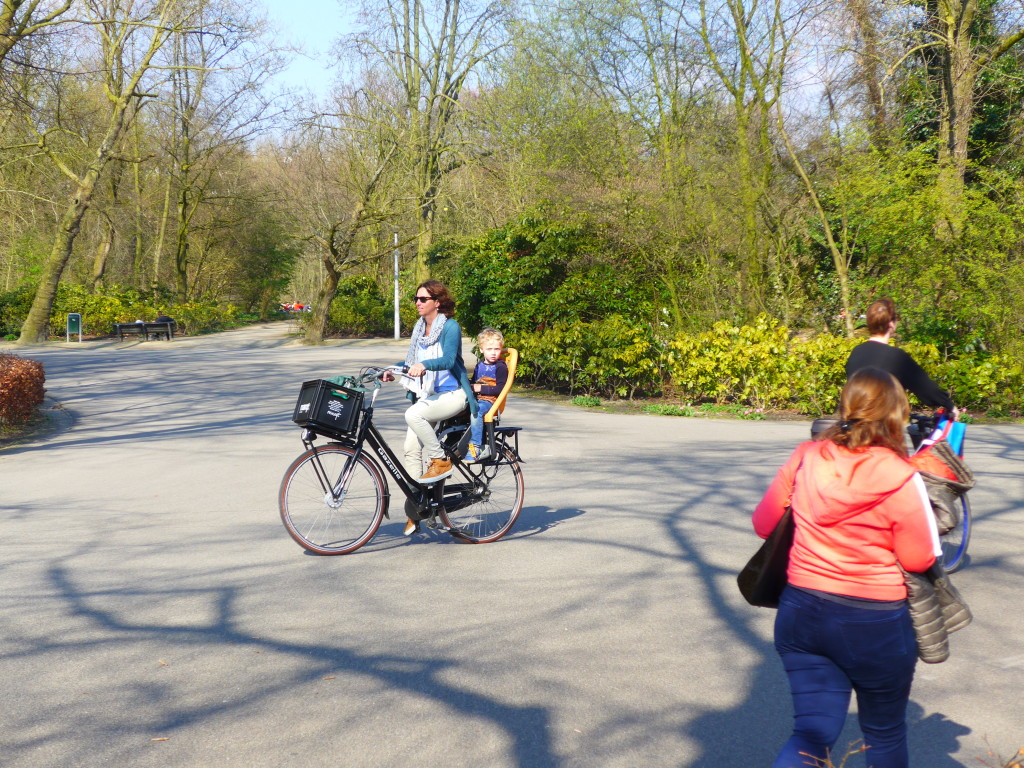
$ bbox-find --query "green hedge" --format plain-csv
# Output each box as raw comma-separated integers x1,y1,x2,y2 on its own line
0,284,243,338
512,314,1024,416
304,276,416,337
515,314,663,398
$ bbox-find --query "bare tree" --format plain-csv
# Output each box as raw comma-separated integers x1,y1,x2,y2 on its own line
347,0,510,281
0,0,73,68
17,0,192,343
919,0,1024,237
695,0,797,313
157,0,283,301
275,89,399,344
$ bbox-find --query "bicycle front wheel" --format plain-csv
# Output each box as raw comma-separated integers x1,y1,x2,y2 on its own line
440,447,524,543
279,444,387,555
940,494,971,573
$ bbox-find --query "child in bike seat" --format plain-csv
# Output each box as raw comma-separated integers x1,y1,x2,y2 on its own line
466,328,508,463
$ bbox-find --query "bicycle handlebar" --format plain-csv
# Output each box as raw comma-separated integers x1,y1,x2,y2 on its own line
350,365,412,388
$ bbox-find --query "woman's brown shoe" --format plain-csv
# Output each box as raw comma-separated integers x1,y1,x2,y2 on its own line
419,458,453,483
403,519,420,536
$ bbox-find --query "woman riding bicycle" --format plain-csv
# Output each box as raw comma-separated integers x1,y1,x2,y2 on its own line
385,280,477,534
845,299,957,417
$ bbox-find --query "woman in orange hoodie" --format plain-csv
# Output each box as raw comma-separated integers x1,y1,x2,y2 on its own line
754,368,940,768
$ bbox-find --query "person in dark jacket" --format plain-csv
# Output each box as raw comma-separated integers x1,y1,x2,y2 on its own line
845,299,956,414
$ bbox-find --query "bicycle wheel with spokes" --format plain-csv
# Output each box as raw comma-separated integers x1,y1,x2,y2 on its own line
440,447,524,543
940,494,971,573
279,444,387,555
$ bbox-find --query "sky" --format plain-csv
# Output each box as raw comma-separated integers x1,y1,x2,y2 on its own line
259,0,355,96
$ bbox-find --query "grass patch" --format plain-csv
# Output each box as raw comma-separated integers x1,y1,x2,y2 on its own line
642,403,695,417
641,403,766,420
0,409,51,451
571,395,602,407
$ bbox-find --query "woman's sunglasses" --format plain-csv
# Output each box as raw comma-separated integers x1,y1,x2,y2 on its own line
413,295,435,303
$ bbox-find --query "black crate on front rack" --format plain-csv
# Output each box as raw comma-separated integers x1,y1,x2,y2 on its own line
292,379,364,439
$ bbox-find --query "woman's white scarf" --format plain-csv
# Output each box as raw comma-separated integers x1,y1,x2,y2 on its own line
404,313,447,399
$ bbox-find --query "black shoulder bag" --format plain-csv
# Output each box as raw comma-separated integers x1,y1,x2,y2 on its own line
737,458,803,608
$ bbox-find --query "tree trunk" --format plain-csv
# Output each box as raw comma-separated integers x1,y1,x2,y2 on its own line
305,257,340,344
929,0,1024,239
848,0,888,148
152,177,172,296
415,203,433,283
18,171,101,343
174,189,190,302
934,0,976,239
90,218,115,290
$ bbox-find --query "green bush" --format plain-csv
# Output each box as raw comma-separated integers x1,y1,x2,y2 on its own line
444,212,654,338
515,314,664,398
0,285,36,337
934,354,1024,416
666,315,803,410
168,300,240,335
662,317,1024,417
50,284,152,335
0,282,247,340
513,312,1024,415
300,275,414,338
787,334,861,415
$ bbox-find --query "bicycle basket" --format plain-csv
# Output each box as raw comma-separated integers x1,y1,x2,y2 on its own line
292,379,365,439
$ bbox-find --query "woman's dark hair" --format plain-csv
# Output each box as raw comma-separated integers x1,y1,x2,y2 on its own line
865,298,898,336
822,367,909,456
418,280,455,317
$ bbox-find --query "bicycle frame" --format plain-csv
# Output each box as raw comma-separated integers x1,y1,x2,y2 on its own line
302,398,436,511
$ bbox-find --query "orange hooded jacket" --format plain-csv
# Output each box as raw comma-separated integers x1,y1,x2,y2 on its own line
754,440,940,601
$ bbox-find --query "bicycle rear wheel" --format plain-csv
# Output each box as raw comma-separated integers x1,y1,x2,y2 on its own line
940,494,971,573
440,447,524,543
279,444,387,555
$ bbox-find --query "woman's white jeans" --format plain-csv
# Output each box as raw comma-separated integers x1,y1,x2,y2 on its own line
403,390,467,476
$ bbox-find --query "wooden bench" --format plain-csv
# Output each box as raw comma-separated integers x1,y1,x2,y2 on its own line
113,321,176,341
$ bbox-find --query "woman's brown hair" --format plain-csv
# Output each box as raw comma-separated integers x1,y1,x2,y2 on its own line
418,280,455,317
822,367,909,456
865,298,898,336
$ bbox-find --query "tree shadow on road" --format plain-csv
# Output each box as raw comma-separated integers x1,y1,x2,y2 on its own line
24,563,559,768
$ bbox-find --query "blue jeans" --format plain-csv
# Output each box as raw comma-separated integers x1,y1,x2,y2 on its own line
469,400,494,446
772,586,917,768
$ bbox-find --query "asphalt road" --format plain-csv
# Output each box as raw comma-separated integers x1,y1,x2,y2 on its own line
2,323,1022,768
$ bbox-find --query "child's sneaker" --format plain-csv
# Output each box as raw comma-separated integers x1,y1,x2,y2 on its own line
465,443,491,463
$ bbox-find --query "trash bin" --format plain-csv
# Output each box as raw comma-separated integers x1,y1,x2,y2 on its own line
67,313,82,342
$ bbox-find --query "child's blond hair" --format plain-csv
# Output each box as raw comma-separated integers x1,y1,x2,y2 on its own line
476,327,504,347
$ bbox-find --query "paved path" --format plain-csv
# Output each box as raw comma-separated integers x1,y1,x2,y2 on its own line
2,323,1022,768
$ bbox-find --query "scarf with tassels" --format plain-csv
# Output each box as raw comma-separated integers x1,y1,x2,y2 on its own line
403,313,447,399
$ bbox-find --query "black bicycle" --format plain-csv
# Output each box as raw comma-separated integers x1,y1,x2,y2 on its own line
279,366,525,555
